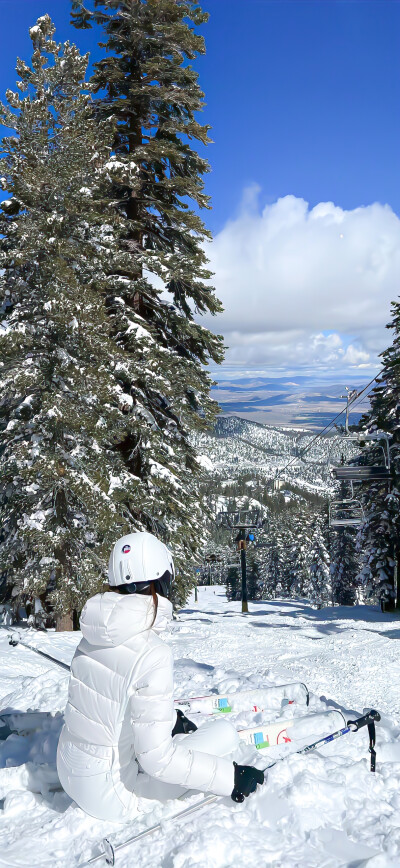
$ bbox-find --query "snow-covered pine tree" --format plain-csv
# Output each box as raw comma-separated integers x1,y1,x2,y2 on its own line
280,522,296,597
329,481,359,605
264,543,280,599
308,518,332,608
210,544,231,585
0,18,131,627
279,521,297,597
330,528,359,605
356,485,399,608
226,565,240,602
285,512,312,598
355,302,400,610
71,1,224,606
0,14,212,626
246,556,262,601
262,520,284,599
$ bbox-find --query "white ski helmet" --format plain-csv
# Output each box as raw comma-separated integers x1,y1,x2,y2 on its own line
108,532,174,598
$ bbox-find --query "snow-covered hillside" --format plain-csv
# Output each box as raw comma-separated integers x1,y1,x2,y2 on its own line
1,587,400,867
193,416,358,497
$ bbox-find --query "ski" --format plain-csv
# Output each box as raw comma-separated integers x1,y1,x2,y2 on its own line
174,681,309,716
0,707,342,756
4,629,310,721
237,709,345,749
0,682,309,737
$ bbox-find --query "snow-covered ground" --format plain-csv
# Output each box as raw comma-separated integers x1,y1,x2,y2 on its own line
1,587,400,867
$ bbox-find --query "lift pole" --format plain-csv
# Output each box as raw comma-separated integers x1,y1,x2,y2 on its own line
216,509,262,614
238,532,248,614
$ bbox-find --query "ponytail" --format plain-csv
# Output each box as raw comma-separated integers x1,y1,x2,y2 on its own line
149,581,158,627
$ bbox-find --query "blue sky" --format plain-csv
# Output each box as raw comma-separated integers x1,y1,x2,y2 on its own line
0,1,399,229
201,0,400,233
0,0,399,382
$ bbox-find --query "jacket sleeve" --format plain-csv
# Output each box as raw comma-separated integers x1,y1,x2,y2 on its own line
129,642,235,797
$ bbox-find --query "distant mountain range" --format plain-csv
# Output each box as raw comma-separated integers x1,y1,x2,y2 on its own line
210,376,372,430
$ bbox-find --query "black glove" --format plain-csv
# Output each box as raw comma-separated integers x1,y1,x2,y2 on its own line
231,761,264,803
171,709,198,736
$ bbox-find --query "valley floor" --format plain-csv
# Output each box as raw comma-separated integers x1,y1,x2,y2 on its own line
0,588,400,867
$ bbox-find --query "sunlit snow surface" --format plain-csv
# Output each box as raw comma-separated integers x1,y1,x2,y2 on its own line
1,588,400,867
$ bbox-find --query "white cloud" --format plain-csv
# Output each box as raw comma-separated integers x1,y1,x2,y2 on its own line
202,192,400,372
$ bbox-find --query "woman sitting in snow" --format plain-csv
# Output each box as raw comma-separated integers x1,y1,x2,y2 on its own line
57,532,264,821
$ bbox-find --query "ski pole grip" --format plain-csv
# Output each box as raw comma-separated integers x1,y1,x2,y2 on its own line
347,710,381,731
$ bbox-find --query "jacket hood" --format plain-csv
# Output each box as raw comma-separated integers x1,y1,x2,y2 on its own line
79,592,173,648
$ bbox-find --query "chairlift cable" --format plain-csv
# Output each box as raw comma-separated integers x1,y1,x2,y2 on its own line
276,373,381,480
222,380,376,471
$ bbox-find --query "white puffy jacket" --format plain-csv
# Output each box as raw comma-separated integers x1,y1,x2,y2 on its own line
57,592,235,820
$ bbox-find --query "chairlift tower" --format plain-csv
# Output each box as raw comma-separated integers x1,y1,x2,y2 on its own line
216,509,262,613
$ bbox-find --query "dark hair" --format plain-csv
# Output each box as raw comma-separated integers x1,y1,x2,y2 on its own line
149,581,158,627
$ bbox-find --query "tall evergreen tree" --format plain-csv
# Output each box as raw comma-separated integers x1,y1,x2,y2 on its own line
263,522,284,599
71,0,224,606
354,303,400,609
266,541,281,599
226,565,240,602
279,522,297,597
286,513,312,598
330,527,359,605
308,519,331,608
329,481,359,605
0,17,131,627
247,555,262,601
356,486,399,607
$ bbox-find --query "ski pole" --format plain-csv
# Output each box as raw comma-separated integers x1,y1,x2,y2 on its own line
4,628,70,671
81,709,381,866
77,794,219,868
263,708,380,774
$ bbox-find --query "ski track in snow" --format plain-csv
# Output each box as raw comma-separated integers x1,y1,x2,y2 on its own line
0,588,400,867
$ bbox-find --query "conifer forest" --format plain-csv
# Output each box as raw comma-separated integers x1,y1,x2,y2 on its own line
0,1,399,632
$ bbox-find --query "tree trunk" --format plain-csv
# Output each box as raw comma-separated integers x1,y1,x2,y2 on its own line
56,611,74,632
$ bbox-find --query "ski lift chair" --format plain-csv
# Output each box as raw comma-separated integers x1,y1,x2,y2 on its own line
330,432,391,482
332,465,390,481
217,508,263,530
327,390,391,531
329,498,364,528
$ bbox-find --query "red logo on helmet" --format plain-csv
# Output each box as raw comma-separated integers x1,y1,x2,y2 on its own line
122,544,131,554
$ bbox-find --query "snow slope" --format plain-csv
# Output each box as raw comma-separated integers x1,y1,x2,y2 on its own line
1,588,400,867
